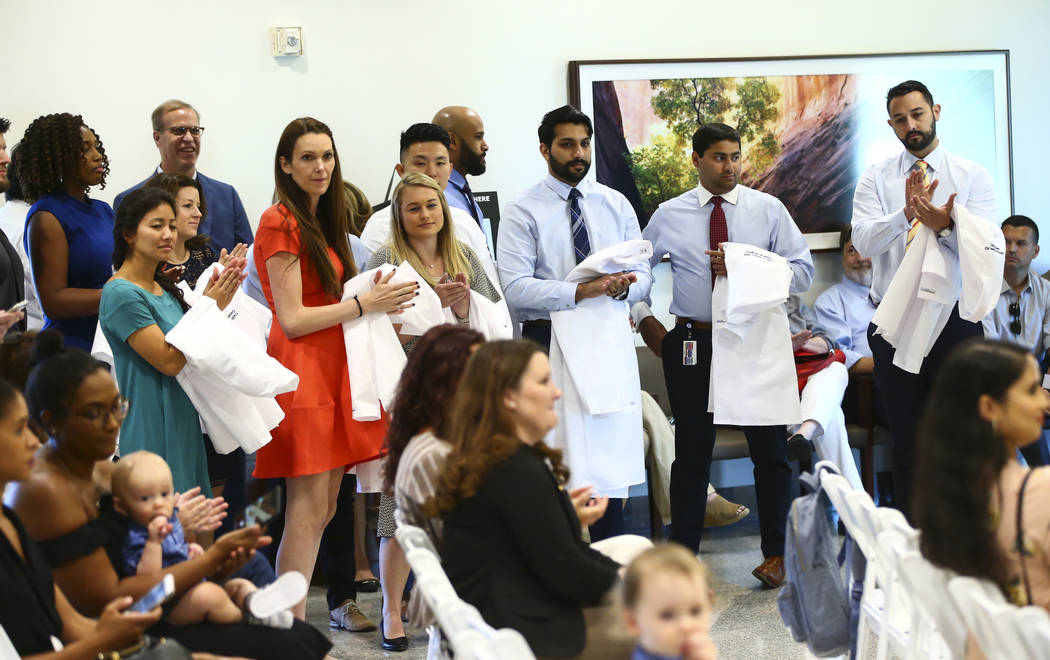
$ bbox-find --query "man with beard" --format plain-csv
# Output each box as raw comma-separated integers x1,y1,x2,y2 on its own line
814,226,877,377
633,122,812,587
0,117,26,334
851,80,997,517
115,100,253,254
433,106,488,226
498,104,652,541
981,214,1050,466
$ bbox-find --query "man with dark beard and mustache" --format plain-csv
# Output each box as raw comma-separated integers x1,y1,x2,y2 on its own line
851,79,998,519
433,106,489,227
815,226,877,376
498,104,653,543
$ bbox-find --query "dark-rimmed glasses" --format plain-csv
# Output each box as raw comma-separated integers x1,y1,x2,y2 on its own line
166,126,205,137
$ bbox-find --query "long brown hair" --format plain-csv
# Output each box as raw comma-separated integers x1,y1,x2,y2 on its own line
423,340,569,516
273,117,356,299
388,172,471,286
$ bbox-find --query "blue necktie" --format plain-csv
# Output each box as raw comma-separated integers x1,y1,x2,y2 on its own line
460,179,481,224
568,187,591,264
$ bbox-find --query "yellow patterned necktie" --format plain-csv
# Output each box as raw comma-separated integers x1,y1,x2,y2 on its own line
905,160,932,249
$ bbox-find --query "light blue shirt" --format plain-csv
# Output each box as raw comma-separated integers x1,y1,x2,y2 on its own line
497,174,653,321
641,183,813,322
981,270,1050,357
814,276,877,368
241,234,371,306
850,145,997,304
444,168,484,223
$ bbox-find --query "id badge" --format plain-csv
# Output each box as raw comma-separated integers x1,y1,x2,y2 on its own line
682,340,697,366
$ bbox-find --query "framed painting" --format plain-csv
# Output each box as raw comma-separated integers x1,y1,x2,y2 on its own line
569,51,1012,250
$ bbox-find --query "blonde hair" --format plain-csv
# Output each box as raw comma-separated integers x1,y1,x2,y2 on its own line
151,100,198,131
388,172,471,286
623,544,713,609
112,451,171,501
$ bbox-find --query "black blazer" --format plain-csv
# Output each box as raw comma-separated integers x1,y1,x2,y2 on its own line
0,230,25,332
440,443,620,658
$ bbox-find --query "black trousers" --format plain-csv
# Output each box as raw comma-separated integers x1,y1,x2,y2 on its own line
867,305,983,520
318,474,359,610
661,324,791,557
521,320,625,540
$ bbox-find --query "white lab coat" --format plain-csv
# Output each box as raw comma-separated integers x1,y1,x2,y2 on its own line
191,263,272,347
709,243,801,425
341,266,407,421
165,298,299,455
872,205,1005,373
549,240,651,496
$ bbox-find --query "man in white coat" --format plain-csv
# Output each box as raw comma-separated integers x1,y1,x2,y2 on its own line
851,80,997,517
635,123,812,588
498,104,653,541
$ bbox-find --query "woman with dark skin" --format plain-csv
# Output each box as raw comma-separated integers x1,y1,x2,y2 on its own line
18,114,114,351
7,333,333,660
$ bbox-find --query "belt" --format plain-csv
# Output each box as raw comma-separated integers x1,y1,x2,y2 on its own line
675,317,712,330
522,319,551,327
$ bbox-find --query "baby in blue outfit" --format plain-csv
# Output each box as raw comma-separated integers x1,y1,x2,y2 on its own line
622,545,718,660
113,451,303,627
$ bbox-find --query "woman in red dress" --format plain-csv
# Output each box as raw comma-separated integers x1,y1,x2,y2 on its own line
253,117,417,619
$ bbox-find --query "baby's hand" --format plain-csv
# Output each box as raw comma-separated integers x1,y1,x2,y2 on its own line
187,543,204,559
683,630,718,660
147,515,173,542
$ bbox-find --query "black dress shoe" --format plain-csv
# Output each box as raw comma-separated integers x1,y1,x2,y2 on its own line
786,433,814,463
380,617,409,652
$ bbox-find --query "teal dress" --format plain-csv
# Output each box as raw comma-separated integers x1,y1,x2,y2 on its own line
99,279,210,495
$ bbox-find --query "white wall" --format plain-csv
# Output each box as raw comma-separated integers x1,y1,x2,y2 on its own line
6,0,1050,269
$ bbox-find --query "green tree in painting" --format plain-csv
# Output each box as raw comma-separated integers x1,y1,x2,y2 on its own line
626,134,698,216
734,78,782,175
650,78,732,145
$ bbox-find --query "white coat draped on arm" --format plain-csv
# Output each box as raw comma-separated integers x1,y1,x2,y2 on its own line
549,239,651,497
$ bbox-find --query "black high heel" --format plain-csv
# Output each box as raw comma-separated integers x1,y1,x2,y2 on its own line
380,616,408,652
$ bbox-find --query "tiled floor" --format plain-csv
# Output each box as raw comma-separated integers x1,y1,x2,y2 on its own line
307,487,821,659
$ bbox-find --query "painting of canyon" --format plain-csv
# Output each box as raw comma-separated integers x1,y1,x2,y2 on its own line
585,62,1005,234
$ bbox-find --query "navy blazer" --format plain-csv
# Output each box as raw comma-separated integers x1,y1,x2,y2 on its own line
115,170,253,254
440,443,620,657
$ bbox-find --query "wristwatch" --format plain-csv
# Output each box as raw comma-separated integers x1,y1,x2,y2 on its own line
937,225,953,238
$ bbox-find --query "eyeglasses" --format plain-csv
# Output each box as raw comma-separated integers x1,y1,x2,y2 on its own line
166,126,205,137
1009,301,1022,335
75,396,130,426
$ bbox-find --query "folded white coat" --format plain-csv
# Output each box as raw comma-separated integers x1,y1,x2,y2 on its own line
709,242,800,426
872,205,1005,374
192,262,272,348
549,239,651,497
341,265,407,421
165,297,299,455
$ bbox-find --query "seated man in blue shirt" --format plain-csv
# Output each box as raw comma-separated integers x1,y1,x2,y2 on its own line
814,226,877,378
981,214,1050,465
115,99,253,254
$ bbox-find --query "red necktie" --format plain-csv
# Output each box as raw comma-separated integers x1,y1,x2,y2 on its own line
710,196,727,285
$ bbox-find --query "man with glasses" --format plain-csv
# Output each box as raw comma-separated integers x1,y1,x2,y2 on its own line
115,100,252,254
982,215,1050,465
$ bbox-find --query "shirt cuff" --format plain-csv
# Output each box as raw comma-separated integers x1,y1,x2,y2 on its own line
559,281,580,310
630,301,654,332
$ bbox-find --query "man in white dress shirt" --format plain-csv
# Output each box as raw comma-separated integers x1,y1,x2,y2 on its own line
634,123,812,587
359,123,497,286
498,104,653,541
851,80,997,517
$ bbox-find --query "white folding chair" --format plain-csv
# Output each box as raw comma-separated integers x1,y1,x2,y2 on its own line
396,523,536,660
947,575,1030,660
1006,606,1050,659
896,552,967,658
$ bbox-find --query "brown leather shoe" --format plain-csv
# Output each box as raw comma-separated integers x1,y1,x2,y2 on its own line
329,599,376,632
752,555,785,588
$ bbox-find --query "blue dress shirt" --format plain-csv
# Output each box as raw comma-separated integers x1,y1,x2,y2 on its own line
444,168,485,223
850,145,997,304
981,270,1050,358
641,184,813,322
115,169,254,254
497,174,653,322
242,234,371,306
814,276,877,368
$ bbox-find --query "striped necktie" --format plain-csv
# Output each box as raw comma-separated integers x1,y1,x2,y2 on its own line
905,160,932,250
568,187,590,264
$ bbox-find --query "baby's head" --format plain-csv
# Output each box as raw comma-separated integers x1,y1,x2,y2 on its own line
623,544,715,658
111,451,176,527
